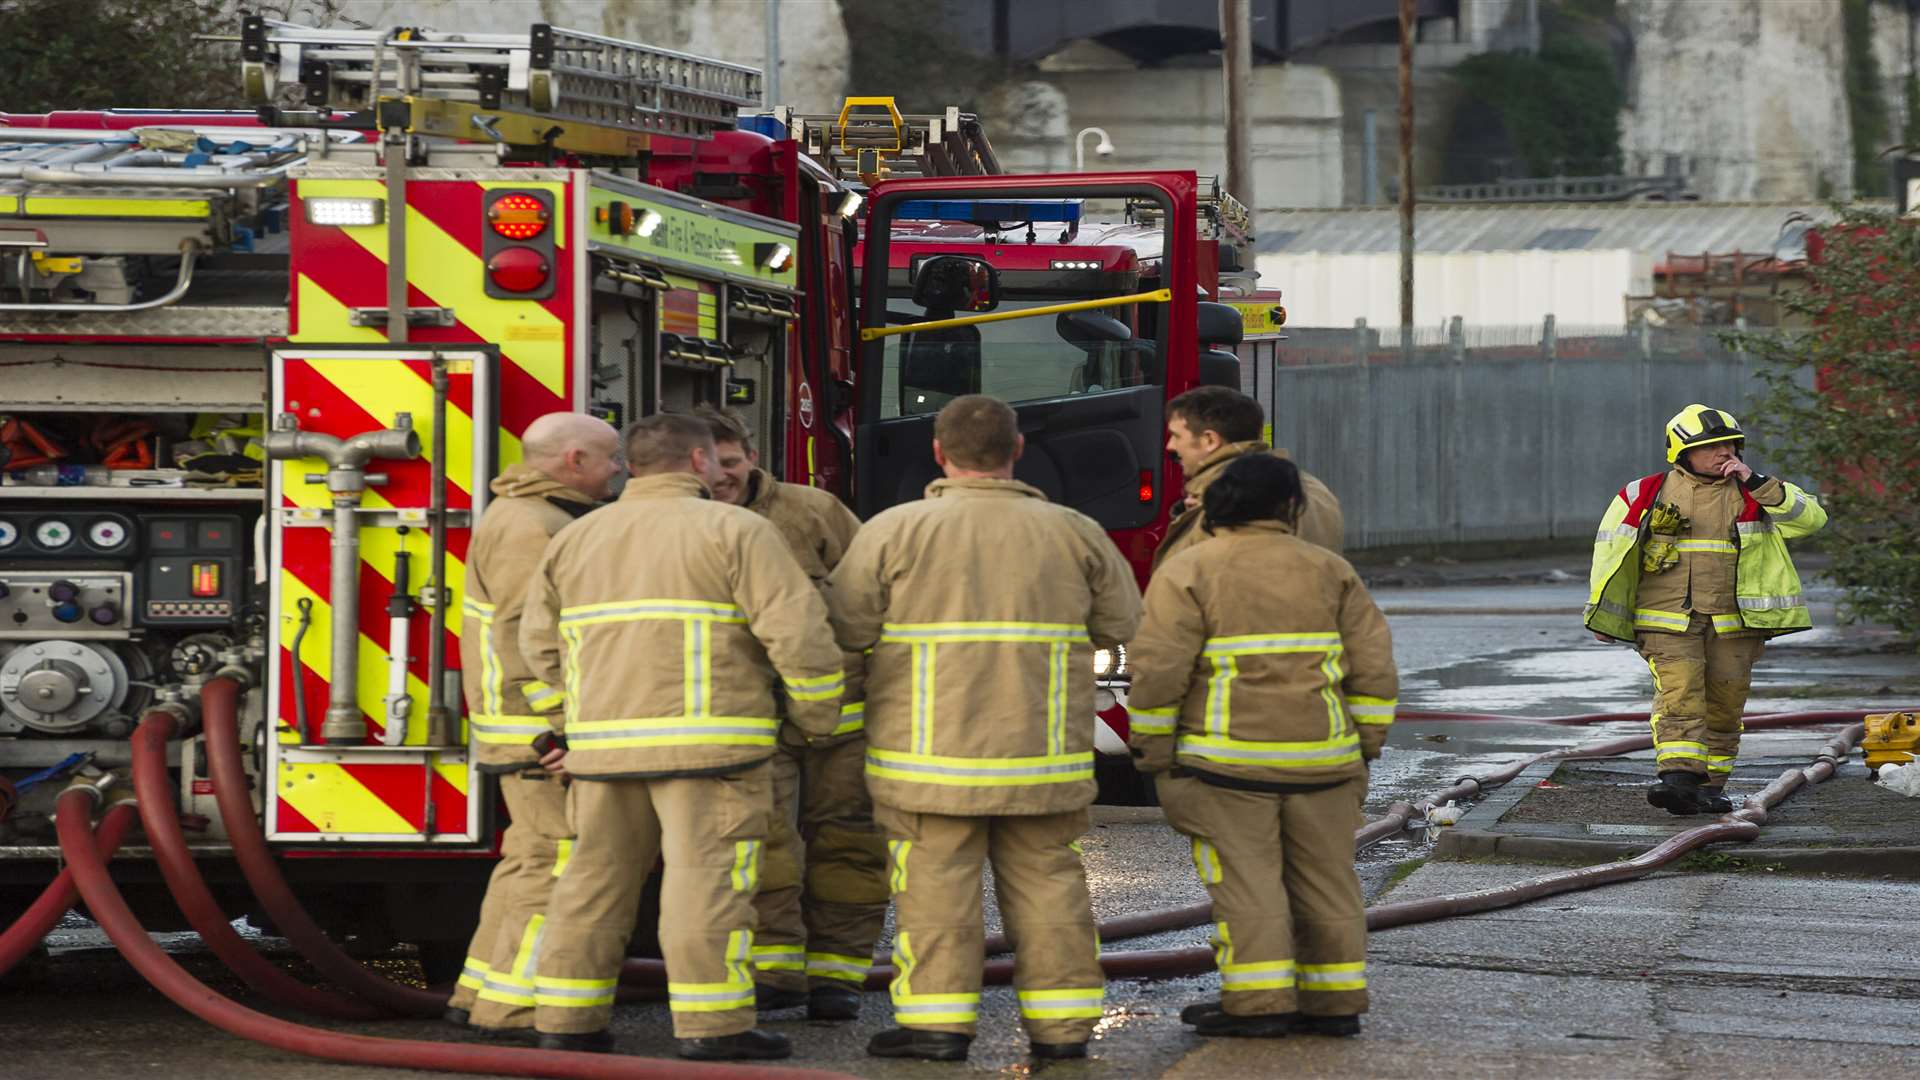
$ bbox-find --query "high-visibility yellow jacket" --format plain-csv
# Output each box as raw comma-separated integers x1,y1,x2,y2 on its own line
825,477,1143,815
1127,521,1398,786
519,471,845,779
1585,469,1827,642
459,463,598,771
742,468,868,745
1154,441,1343,568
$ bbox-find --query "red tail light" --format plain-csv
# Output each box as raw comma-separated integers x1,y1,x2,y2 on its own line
487,193,550,240
486,247,551,293
1138,468,1153,503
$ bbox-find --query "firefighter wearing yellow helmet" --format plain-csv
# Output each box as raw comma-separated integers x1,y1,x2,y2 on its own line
1585,404,1827,816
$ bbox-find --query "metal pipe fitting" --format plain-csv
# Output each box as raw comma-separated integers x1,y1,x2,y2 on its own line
265,414,421,745
0,241,199,313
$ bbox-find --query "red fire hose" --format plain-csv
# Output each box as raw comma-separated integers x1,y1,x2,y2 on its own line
131,708,384,1020
53,784,854,1080
197,675,445,1016
0,800,137,977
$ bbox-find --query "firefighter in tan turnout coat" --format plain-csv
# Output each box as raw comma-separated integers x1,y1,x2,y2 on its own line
1129,453,1398,1040
449,413,620,1032
516,414,847,1062
827,395,1143,1062
697,408,888,1022
1157,386,1343,566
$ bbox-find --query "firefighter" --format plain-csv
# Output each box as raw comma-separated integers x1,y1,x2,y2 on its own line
827,395,1142,1062
1586,404,1828,816
517,413,847,1061
694,406,887,1022
1127,453,1397,1039
1157,386,1343,566
451,412,620,1034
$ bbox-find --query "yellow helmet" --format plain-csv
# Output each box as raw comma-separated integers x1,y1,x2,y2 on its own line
1665,404,1744,464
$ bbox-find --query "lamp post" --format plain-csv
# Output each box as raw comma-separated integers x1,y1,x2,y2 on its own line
1075,126,1115,172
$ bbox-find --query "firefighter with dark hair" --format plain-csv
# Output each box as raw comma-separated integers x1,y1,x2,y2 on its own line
1586,404,1827,816
693,406,887,1023
1128,452,1397,1039
1158,386,1343,566
828,394,1142,1062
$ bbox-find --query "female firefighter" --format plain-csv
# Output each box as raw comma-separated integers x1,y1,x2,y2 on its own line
1126,454,1398,1039
1585,404,1828,816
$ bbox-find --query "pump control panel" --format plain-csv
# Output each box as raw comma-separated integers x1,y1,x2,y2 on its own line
139,515,245,626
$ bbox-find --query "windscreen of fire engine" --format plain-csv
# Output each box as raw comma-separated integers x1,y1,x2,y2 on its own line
878,298,1154,418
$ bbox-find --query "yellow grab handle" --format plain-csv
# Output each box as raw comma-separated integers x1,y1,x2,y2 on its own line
859,288,1172,342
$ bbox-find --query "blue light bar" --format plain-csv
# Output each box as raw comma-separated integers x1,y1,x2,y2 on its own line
893,199,1083,224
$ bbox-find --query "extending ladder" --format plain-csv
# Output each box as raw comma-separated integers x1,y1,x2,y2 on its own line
771,98,1000,184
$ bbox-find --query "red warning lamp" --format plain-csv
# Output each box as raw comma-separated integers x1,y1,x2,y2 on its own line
487,193,550,240
1138,469,1154,504
486,247,551,294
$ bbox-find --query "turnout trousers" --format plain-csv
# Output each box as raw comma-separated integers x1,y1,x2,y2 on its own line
530,765,772,1038
1157,772,1370,1018
456,771,572,1028
1637,614,1766,788
750,736,890,992
874,804,1104,1043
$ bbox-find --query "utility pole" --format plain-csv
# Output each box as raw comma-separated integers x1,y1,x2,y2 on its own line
1398,0,1416,339
1221,0,1256,230
763,0,781,108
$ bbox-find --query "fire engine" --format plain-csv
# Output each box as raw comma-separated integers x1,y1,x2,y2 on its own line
0,15,1272,962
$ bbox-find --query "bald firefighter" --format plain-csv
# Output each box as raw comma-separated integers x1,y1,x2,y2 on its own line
451,412,620,1033
1157,386,1343,566
518,414,846,1061
695,407,887,1022
1587,404,1827,816
828,395,1143,1062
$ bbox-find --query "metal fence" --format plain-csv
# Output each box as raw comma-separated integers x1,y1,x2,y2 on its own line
1249,319,1793,550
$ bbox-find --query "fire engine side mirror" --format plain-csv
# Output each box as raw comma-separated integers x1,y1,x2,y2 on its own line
1197,347,1241,389
1197,301,1244,346
1056,309,1131,348
912,255,999,313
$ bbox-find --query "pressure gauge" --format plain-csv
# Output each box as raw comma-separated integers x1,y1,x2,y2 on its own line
33,519,73,550
0,521,16,549
87,519,128,550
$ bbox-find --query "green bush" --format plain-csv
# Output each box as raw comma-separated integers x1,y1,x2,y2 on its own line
0,0,237,114
1452,36,1623,177
1734,206,1920,639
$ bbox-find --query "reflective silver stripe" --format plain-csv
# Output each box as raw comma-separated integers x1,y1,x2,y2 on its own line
1596,598,1632,619
559,601,744,623
668,987,755,1004
1018,993,1104,1012
805,957,871,976
1595,524,1638,543
1771,490,1810,522
569,723,776,741
866,752,1093,779
470,717,549,734
1624,477,1647,502
1736,519,1773,535
1202,634,1343,655
1737,594,1804,611
895,1000,978,1017
880,622,1090,642
1177,735,1360,763
533,983,615,999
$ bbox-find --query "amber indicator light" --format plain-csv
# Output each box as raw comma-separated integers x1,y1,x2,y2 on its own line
487,194,550,240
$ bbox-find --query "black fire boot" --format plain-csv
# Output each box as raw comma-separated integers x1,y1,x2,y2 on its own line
1031,1040,1088,1059
536,1029,615,1053
1180,999,1223,1025
677,1028,793,1061
1647,770,1707,816
807,981,862,1021
442,1006,471,1027
1192,1008,1300,1038
1292,1014,1362,1037
866,1027,973,1061
755,982,808,1011
1698,786,1735,813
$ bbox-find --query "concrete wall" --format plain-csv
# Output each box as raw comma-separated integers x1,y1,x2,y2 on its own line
985,56,1347,211
1259,249,1653,328
324,0,850,111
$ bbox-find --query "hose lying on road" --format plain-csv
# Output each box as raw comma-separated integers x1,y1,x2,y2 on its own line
131,708,384,1020
1399,707,1895,727
0,800,137,978
198,675,446,1017
53,784,857,1080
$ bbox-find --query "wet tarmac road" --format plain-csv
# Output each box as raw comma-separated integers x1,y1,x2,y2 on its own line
6,567,1917,1077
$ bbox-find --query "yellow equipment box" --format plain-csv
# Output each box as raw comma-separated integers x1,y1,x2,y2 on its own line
1862,712,1920,771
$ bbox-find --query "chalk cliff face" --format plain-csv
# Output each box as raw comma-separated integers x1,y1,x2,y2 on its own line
1615,0,1906,200
324,0,850,112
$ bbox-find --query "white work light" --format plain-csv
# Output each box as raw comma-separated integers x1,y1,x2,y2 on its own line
303,197,385,227
835,190,864,218
635,208,663,238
